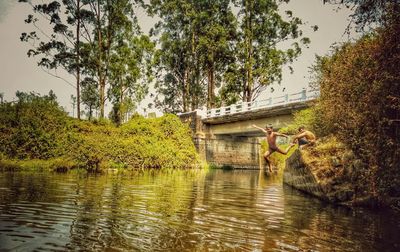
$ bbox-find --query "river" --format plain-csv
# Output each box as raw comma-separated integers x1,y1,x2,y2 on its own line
0,170,399,251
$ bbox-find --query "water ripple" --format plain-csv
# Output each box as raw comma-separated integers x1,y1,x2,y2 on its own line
0,170,399,251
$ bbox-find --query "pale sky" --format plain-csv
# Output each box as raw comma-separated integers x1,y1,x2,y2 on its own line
0,0,357,117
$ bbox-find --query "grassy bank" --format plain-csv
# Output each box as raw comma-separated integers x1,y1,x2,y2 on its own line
0,92,199,172
279,106,399,209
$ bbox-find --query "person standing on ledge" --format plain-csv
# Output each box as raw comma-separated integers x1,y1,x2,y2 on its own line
252,124,295,172
292,126,316,149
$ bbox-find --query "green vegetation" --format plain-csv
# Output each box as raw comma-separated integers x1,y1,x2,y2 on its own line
279,107,326,136
281,9,400,207
151,0,314,112
20,0,154,120
20,0,314,118
315,12,400,205
0,91,199,172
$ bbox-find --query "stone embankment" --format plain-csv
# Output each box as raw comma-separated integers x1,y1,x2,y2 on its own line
283,150,327,200
283,147,370,205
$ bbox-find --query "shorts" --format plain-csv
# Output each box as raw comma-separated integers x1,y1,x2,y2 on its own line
298,138,309,146
269,146,279,152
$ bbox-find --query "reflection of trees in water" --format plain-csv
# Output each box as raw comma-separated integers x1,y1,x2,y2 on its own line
280,185,400,252
0,173,70,250
2,171,399,251
0,172,63,203
178,170,270,251
66,175,112,250
66,170,208,251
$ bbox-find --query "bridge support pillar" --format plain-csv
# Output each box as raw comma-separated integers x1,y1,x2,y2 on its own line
194,132,207,162
204,135,261,169
178,111,262,169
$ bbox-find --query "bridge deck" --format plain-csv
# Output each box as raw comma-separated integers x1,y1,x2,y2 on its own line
205,89,319,119
202,100,313,125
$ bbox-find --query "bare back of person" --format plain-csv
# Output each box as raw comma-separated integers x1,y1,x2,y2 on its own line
303,130,316,142
293,127,317,148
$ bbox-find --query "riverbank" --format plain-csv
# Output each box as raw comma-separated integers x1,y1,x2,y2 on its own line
0,93,199,172
283,137,400,211
0,114,200,172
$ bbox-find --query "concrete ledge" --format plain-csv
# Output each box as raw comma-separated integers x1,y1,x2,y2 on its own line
283,149,327,200
208,162,260,170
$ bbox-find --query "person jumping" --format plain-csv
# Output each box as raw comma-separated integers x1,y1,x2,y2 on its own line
252,124,295,172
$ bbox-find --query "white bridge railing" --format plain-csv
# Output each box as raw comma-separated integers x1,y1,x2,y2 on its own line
206,89,319,118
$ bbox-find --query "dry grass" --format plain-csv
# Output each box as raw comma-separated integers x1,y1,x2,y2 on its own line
302,136,347,182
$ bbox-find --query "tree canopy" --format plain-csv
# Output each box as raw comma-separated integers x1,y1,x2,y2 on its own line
19,0,315,117
19,0,154,122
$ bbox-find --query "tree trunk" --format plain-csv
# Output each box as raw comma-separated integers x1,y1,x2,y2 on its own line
244,0,254,102
89,105,92,121
182,69,189,112
120,79,124,124
97,0,105,118
76,0,81,120
207,61,215,109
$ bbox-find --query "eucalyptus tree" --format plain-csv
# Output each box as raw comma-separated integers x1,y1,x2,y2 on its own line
80,77,99,120
80,0,154,119
70,94,77,117
149,0,237,112
20,0,153,119
108,34,155,125
323,0,400,31
195,0,237,109
19,0,85,119
223,0,314,102
149,0,199,113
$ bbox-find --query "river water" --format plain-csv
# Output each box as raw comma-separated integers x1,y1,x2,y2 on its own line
0,170,399,251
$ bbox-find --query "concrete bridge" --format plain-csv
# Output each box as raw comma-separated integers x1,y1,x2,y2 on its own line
178,89,319,169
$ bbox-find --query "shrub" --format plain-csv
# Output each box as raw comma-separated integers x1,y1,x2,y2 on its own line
313,14,400,201
0,92,199,171
0,91,68,159
279,107,327,137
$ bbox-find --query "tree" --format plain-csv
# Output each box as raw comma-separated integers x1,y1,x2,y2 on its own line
80,77,99,120
108,31,155,124
149,0,200,113
195,0,237,109
315,14,400,201
20,0,152,119
222,0,313,103
323,0,400,31
19,0,86,119
149,0,237,112
70,94,77,117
